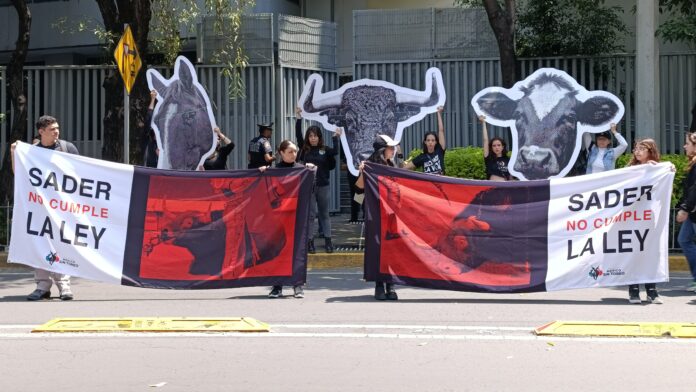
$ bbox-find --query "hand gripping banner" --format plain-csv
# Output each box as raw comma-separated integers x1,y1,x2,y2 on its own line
9,142,314,289
362,163,673,292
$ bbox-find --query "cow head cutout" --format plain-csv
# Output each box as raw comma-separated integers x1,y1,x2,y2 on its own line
146,56,218,170
298,68,447,176
472,68,624,180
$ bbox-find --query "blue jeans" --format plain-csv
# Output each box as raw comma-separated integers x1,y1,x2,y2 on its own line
310,185,332,238
677,217,696,281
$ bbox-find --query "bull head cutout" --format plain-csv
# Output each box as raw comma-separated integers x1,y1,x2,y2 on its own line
146,56,218,170
298,68,447,176
472,68,624,181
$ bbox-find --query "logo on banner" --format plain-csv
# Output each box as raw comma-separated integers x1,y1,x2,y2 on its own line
589,265,603,280
45,251,60,265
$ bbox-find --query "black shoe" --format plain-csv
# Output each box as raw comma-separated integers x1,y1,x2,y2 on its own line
268,286,282,298
27,289,51,301
308,240,316,254
374,282,386,301
385,284,398,300
325,237,334,254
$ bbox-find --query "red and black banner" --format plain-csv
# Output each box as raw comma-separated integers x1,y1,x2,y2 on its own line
122,166,314,289
362,163,550,293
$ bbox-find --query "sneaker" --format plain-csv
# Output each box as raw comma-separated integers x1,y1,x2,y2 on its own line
59,291,74,301
268,286,282,298
687,282,696,292
324,237,334,254
293,285,304,298
307,240,316,254
374,283,386,301
385,284,398,301
27,289,51,301
647,295,663,304
628,295,641,304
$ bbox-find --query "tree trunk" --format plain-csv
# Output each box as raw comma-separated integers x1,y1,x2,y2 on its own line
0,0,31,204
96,0,151,164
482,0,518,88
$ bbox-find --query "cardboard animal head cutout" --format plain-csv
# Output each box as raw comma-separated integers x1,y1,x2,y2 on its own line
146,56,217,170
472,68,624,180
298,67,447,176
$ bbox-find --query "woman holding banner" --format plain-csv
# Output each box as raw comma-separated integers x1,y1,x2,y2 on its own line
627,138,664,304
356,134,401,301
480,115,511,181
260,140,314,299
676,132,696,293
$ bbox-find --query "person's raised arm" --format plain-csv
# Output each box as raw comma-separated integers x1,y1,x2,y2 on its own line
480,115,490,158
611,123,628,155
295,107,304,149
437,106,445,150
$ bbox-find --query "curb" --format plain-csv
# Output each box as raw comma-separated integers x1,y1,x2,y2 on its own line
0,252,689,272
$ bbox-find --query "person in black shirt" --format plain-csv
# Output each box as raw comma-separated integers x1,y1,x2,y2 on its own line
295,107,338,253
203,127,235,170
480,115,511,181
403,106,446,175
247,123,274,169
142,90,160,168
260,140,315,299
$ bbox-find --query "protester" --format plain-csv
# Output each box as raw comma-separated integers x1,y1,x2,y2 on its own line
403,106,446,175
10,115,79,301
627,138,665,304
479,115,511,181
676,132,696,292
295,107,338,253
143,90,159,168
247,123,274,169
203,127,235,170
583,123,628,174
355,134,400,301
260,140,314,299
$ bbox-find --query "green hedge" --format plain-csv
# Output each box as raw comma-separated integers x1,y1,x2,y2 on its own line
409,147,687,207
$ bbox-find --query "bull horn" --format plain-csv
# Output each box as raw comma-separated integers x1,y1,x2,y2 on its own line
395,74,440,107
302,78,342,113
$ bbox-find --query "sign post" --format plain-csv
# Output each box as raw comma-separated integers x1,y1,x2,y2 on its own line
113,24,142,164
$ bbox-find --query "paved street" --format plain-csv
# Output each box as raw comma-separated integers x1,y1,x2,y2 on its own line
2,268,696,391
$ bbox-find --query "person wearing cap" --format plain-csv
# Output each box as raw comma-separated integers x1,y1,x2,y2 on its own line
584,123,627,174
355,134,401,301
247,122,274,169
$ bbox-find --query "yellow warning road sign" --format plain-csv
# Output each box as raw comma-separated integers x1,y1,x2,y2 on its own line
32,317,270,333
113,25,142,94
535,321,696,338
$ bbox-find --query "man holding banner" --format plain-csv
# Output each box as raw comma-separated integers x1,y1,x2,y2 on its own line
10,115,79,301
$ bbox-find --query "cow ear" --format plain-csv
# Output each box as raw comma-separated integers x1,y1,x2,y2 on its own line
476,92,516,121
178,61,195,90
577,96,619,126
149,72,167,96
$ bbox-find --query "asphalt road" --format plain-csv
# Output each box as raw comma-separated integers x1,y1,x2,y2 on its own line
2,268,696,391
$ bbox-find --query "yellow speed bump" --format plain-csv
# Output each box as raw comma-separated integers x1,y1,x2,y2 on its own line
535,321,696,338
32,317,269,333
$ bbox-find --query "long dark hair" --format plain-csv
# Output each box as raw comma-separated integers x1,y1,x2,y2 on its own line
422,131,440,153
487,137,508,159
301,126,324,156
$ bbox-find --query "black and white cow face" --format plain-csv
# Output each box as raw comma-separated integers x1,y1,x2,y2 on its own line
298,68,446,176
472,68,624,180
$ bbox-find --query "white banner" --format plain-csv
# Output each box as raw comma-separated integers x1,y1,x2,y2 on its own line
546,163,674,290
8,142,134,284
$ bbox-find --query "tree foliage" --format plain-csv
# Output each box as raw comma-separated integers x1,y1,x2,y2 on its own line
516,0,628,57
656,0,696,48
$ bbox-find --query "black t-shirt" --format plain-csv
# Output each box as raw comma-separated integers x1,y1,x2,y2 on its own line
204,142,235,170
36,140,80,156
412,145,445,175
485,155,510,180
